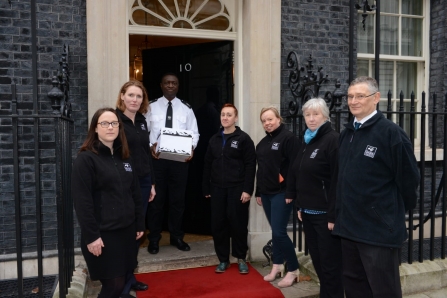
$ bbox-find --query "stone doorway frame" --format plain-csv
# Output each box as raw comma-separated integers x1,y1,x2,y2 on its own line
86,0,283,261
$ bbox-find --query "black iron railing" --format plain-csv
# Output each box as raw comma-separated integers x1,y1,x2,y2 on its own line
1,44,74,297
283,53,447,264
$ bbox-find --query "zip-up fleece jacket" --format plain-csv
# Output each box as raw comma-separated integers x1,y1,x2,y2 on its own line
333,111,420,248
255,124,299,197
286,121,339,223
117,109,155,182
72,141,144,245
202,127,256,195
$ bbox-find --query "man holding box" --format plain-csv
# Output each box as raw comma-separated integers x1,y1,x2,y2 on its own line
145,73,199,254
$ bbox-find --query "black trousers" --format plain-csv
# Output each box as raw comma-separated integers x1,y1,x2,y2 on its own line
302,213,344,298
210,185,249,262
147,158,189,242
341,238,402,298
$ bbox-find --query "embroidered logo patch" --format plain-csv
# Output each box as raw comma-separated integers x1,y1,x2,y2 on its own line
271,142,279,150
364,145,377,158
310,149,319,159
231,140,239,148
140,124,146,131
123,163,133,172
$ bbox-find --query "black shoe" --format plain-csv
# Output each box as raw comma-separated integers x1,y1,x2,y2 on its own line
131,281,148,291
120,294,135,298
147,241,159,254
170,238,190,251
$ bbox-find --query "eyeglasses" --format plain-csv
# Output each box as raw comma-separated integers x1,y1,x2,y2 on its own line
98,121,119,128
347,92,377,101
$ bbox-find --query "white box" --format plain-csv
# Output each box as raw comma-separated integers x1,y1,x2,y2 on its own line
156,128,193,162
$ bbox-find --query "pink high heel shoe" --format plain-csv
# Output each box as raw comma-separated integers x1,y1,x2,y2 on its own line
278,270,299,288
263,264,284,282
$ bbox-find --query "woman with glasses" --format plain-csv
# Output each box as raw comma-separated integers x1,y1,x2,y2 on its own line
72,108,145,298
286,98,344,298
115,80,156,297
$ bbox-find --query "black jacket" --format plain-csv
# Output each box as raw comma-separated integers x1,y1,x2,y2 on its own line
333,111,420,248
72,141,144,245
286,121,339,222
255,124,299,197
117,109,155,182
202,127,256,195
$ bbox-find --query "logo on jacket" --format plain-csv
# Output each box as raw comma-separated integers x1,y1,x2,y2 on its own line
364,145,377,158
310,149,319,158
123,163,133,172
140,123,146,131
231,140,239,148
271,142,279,150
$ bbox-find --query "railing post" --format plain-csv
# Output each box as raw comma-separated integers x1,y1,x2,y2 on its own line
387,90,392,120
399,91,404,127
418,91,426,262
407,91,416,264
442,92,447,259
49,43,74,298
12,83,24,296
430,93,437,261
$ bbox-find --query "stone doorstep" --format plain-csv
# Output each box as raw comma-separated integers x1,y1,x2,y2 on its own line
299,252,447,297
135,239,222,273
61,242,447,298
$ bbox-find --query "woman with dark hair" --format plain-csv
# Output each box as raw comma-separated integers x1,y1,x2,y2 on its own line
203,103,256,274
72,108,144,298
115,80,155,296
255,106,300,288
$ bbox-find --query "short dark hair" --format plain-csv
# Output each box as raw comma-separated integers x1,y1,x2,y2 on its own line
160,72,179,83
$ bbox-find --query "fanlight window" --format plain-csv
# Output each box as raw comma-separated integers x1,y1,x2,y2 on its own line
129,0,232,31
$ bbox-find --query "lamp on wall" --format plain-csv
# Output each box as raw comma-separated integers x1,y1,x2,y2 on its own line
132,36,150,81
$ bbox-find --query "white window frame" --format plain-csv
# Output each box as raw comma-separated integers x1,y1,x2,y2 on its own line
127,0,237,40
357,0,430,155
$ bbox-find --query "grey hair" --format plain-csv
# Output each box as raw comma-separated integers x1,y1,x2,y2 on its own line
302,98,330,120
349,76,379,93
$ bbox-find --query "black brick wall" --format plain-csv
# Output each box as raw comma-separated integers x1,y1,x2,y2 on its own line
280,0,352,130
280,1,446,218
429,0,447,148
0,0,86,254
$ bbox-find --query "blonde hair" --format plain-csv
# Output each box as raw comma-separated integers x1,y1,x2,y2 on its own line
260,106,283,123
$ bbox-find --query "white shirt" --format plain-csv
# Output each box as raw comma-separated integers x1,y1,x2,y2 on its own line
145,96,200,148
354,110,377,128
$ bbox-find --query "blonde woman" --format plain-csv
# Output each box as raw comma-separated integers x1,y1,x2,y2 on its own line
255,107,300,287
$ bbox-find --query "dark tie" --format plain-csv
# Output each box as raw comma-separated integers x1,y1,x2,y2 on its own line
165,102,173,128
354,122,361,130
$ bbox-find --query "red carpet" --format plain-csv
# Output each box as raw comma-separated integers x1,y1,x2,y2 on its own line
135,263,284,298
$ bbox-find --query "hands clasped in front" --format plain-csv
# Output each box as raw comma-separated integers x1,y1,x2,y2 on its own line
88,231,144,257
205,192,251,203
297,210,334,230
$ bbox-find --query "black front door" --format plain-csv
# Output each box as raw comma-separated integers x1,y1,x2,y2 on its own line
143,41,234,234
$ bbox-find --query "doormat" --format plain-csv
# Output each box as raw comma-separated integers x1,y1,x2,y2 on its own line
0,275,57,298
135,263,284,298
